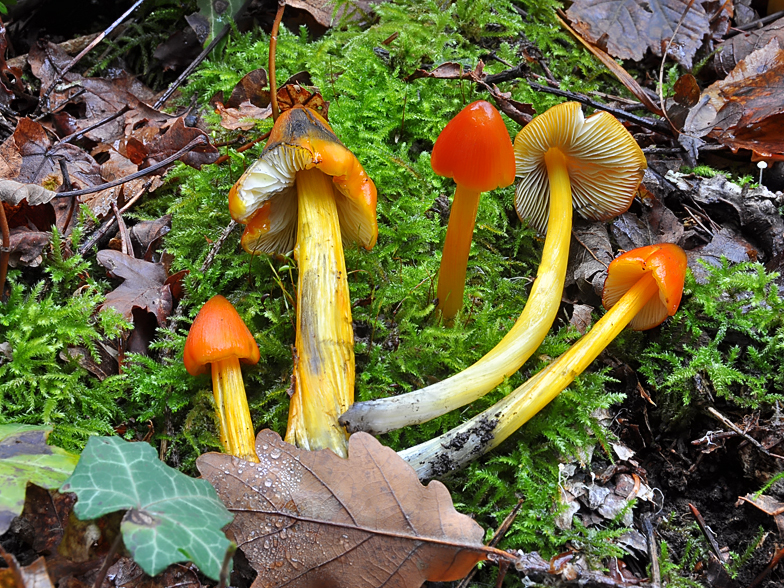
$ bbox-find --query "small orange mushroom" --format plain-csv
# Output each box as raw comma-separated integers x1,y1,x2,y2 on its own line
184,295,260,463
228,105,377,458
400,244,688,480
430,100,515,322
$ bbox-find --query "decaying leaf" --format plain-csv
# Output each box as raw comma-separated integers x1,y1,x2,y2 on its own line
0,424,78,535
0,556,55,588
197,429,515,588
684,39,784,160
713,16,784,77
97,249,174,324
566,0,710,69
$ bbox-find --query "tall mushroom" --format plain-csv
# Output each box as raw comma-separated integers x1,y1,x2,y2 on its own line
399,243,688,480
340,102,646,435
430,100,516,322
184,295,261,463
229,105,377,458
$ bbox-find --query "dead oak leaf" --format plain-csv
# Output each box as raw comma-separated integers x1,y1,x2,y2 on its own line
197,430,515,588
566,0,710,69
97,250,173,325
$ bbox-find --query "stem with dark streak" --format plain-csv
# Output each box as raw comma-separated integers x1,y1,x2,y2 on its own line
269,2,286,121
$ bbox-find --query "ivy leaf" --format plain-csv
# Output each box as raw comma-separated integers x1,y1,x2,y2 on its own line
60,436,234,581
0,424,79,535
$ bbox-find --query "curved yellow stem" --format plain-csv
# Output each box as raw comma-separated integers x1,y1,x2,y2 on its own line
436,184,481,323
284,167,353,457
340,148,573,434
400,272,659,480
211,357,259,462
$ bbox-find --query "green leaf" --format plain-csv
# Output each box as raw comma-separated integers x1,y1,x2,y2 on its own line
0,424,79,535
61,436,234,580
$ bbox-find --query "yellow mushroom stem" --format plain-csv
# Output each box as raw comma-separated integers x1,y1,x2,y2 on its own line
210,357,259,463
399,271,660,480
340,147,574,435
285,166,353,458
436,184,481,322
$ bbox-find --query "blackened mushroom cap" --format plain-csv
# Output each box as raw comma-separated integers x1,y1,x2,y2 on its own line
183,295,261,376
228,105,378,254
602,243,687,331
514,102,647,234
431,100,516,192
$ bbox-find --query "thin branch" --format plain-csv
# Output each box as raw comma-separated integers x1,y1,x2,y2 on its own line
54,106,130,147
38,0,145,112
154,25,232,110
56,135,208,199
527,82,671,134
269,2,287,121
657,0,696,134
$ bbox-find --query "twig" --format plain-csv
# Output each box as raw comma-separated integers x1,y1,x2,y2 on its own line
56,135,208,199
456,499,524,588
217,544,237,588
748,545,784,588
200,220,238,273
707,406,784,460
214,131,270,165
642,515,660,588
38,0,145,113
92,532,123,588
688,503,724,561
0,188,9,302
78,177,155,255
727,10,784,36
571,230,609,269
111,201,132,255
53,106,130,147
154,23,233,110
527,82,671,134
657,0,696,134
269,2,287,121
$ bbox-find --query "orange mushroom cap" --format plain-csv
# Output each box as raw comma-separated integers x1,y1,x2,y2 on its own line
183,295,261,376
228,105,378,255
431,100,516,192
602,243,687,331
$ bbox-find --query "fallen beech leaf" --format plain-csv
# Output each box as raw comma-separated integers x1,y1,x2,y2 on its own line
0,556,55,588
216,101,273,131
566,0,710,69
197,430,514,588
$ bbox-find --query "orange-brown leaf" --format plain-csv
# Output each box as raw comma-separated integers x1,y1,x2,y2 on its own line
197,430,513,588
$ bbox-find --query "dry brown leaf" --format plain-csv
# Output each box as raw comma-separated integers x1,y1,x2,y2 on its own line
227,68,269,108
216,101,273,131
714,16,784,77
566,0,710,69
96,250,174,325
557,12,664,116
197,429,515,588
683,39,784,160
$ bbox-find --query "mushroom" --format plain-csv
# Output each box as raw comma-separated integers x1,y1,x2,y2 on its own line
228,105,378,458
398,243,688,480
184,294,261,463
340,102,645,435
430,100,516,322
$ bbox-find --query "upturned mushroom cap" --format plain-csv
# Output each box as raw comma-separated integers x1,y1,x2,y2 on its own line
184,295,261,376
228,105,378,255
431,100,515,192
602,243,687,331
514,101,647,234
